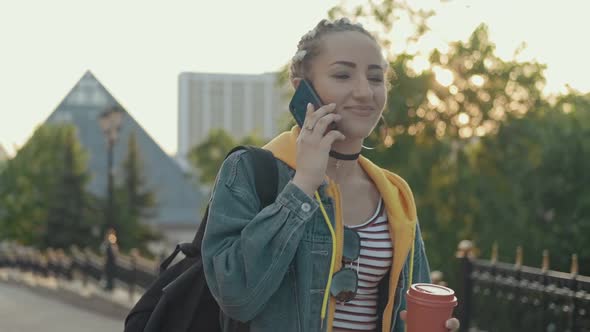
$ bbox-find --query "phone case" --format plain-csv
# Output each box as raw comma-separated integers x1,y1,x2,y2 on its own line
288,80,323,127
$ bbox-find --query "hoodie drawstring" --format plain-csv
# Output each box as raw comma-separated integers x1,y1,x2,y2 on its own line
315,191,336,329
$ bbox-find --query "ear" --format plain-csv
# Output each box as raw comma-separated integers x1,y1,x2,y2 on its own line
291,77,302,90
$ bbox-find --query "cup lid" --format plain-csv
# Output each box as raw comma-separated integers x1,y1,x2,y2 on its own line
408,283,457,303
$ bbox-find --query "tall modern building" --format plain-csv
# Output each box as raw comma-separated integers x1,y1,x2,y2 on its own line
177,72,289,159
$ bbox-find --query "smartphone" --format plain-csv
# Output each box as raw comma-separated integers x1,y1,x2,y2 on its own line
288,79,324,128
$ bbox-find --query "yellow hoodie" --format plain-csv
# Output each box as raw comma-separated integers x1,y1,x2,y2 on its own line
263,127,417,332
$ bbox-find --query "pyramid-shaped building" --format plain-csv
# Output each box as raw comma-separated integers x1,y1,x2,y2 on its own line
45,71,203,243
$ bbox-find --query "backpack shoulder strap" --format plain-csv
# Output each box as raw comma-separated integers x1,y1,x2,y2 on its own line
185,145,277,252
234,145,278,208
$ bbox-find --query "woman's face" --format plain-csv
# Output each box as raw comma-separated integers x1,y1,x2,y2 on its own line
306,31,387,140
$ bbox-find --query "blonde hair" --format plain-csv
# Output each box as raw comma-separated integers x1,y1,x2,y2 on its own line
289,18,386,81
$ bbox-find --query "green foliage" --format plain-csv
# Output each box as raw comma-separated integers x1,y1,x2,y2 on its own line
327,0,434,51
187,129,268,185
239,132,268,148
0,124,101,248
188,129,236,185
358,23,555,281
281,1,590,282
115,131,161,254
471,95,590,274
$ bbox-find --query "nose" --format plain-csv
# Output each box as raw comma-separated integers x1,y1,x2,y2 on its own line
352,77,373,100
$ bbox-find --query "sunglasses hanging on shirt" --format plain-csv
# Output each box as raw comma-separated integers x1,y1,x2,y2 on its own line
330,228,361,303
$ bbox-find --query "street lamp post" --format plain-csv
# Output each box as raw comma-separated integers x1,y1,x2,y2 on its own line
99,106,124,235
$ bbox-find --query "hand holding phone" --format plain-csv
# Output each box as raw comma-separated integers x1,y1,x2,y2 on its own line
289,80,337,132
288,80,345,196
289,79,323,128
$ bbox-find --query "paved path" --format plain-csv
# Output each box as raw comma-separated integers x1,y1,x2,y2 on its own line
0,282,123,332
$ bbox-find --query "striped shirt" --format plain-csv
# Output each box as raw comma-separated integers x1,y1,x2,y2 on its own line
333,199,392,332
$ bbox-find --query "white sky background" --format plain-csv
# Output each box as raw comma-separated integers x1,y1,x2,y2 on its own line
1,0,589,157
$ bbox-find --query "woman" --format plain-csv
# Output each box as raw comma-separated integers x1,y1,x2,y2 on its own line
202,18,460,332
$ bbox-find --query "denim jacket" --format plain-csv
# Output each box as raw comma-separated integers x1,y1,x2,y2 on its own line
202,128,431,332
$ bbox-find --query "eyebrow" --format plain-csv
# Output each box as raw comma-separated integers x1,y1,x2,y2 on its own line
330,61,383,70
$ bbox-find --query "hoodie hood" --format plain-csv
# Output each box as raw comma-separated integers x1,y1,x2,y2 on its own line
263,126,417,221
264,126,418,332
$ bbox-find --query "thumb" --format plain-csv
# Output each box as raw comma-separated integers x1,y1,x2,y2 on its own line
399,310,407,322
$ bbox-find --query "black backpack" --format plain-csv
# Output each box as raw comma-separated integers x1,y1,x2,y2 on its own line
124,146,278,332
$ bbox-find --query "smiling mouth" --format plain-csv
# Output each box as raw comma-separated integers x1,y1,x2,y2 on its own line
343,105,375,116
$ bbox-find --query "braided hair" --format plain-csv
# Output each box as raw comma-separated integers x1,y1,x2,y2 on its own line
289,18,385,81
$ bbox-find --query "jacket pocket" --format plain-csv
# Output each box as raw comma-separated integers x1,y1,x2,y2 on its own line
308,289,325,331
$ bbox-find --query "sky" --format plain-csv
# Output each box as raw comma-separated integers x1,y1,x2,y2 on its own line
1,0,589,157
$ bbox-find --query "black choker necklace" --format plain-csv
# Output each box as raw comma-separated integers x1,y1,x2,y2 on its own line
329,150,361,160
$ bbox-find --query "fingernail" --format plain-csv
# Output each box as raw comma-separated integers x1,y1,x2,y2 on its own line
307,103,313,109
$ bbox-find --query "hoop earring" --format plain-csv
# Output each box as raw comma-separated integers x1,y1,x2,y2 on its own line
362,115,392,150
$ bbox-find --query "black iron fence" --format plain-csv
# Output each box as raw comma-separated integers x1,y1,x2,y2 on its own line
3,239,589,331
0,241,158,297
455,240,590,332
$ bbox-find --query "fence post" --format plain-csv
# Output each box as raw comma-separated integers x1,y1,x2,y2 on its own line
56,249,65,282
46,248,55,278
102,230,118,292
510,246,524,331
129,248,138,302
540,250,550,331
32,249,41,278
456,240,474,332
83,248,90,288
569,254,579,331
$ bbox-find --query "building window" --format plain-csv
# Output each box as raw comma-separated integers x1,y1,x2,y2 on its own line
231,81,246,137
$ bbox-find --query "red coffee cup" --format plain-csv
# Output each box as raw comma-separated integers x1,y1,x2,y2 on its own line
406,283,458,332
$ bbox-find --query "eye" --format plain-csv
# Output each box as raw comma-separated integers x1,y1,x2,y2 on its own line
369,75,384,83
332,73,350,80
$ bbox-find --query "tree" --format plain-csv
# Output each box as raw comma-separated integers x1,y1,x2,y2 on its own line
470,92,590,274
342,2,548,273
274,1,590,281
327,0,434,52
354,21,548,279
187,129,268,185
0,124,100,248
115,131,161,253
188,129,236,186
44,126,100,248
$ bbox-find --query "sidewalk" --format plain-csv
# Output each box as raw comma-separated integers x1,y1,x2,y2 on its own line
0,267,141,320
